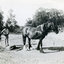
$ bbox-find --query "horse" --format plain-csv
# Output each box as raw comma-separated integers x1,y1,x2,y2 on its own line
1,27,9,47
22,22,59,53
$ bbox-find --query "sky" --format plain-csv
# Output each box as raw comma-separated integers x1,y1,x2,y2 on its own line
0,0,64,26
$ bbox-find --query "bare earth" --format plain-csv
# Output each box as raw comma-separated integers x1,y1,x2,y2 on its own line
0,32,64,64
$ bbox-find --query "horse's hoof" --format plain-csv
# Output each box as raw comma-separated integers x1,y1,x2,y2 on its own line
31,47,35,50
6,44,9,47
6,45,9,47
26,47,31,51
22,46,26,51
6,46,10,50
40,50,44,53
7,44,9,46
40,49,44,53
36,47,40,50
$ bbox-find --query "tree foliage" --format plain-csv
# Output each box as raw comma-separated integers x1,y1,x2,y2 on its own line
26,8,64,27
6,9,20,33
0,10,4,30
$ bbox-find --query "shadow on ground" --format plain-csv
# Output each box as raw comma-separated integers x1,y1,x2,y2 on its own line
10,45,23,51
43,47,64,51
10,45,64,52
40,47,64,53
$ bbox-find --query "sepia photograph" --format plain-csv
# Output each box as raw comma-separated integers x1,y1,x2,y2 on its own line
0,0,64,64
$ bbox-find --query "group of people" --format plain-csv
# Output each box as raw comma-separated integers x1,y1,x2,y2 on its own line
0,24,9,47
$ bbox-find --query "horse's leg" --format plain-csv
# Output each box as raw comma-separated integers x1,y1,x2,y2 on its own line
40,40,44,53
6,35,9,46
36,38,44,53
5,35,9,47
22,35,26,50
28,37,32,50
36,38,42,50
5,37,6,47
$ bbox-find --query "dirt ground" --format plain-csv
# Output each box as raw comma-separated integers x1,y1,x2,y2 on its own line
0,32,64,64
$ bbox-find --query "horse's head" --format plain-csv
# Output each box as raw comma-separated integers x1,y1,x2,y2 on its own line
48,22,59,34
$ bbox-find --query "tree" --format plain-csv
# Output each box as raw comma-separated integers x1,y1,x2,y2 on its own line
6,9,19,32
0,11,4,30
33,8,49,26
25,18,37,27
0,10,4,40
32,8,64,26
25,18,32,25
